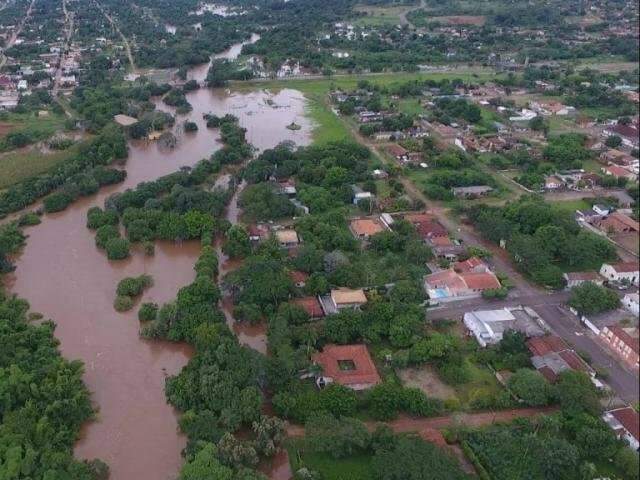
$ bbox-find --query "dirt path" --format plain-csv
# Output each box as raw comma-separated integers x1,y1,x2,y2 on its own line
52,0,73,96
286,406,556,439
93,0,136,72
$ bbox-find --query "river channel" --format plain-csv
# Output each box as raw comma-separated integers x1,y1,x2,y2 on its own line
4,39,311,480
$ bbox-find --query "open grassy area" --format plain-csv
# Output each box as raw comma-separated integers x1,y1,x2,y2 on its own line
287,440,375,480
549,198,591,214
0,141,85,190
0,111,67,140
237,72,504,144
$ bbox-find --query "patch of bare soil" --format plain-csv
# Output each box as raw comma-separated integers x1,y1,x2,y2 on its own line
398,365,457,400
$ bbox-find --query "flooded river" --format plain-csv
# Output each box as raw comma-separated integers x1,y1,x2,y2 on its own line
5,45,310,480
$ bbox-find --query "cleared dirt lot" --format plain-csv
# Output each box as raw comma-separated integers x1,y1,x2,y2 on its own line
398,365,457,400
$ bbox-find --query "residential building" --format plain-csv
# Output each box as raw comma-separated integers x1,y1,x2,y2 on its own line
594,211,640,234
349,217,386,239
622,292,639,315
425,269,501,301
386,144,408,162
602,407,640,450
114,114,139,127
600,262,639,286
527,335,594,382
604,124,640,149
453,256,489,274
291,296,325,318
289,270,309,288
464,307,546,347
601,164,637,181
600,325,639,369
544,175,564,190
313,344,381,390
274,229,300,248
330,288,367,310
563,272,604,289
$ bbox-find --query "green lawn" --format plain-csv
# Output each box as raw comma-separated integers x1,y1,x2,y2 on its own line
453,361,503,407
550,199,591,214
287,441,375,480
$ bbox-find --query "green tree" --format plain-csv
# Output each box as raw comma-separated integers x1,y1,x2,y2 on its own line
568,282,620,315
507,368,550,406
223,225,252,259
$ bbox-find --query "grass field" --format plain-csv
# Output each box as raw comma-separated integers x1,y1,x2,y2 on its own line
0,141,85,190
287,441,375,480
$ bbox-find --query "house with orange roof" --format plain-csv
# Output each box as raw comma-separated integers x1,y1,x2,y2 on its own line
595,211,640,234
330,288,368,310
453,256,489,273
601,164,637,181
527,335,594,382
424,269,501,301
349,217,387,240
313,344,381,390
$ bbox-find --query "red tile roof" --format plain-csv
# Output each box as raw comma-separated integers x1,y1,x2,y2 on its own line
558,350,589,372
459,272,501,290
313,344,381,388
387,144,408,157
453,256,487,273
610,407,640,443
415,220,448,239
527,335,569,356
289,270,309,284
611,262,640,273
538,366,558,383
292,296,324,318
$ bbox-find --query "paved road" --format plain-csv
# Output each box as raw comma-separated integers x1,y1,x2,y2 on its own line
535,303,639,404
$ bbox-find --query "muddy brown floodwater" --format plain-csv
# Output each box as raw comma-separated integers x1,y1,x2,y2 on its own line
5,77,310,478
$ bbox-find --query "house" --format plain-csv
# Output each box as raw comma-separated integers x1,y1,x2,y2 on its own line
604,124,640,149
291,296,325,318
404,212,449,242
386,144,408,162
600,262,639,286
17,79,27,91
289,270,309,288
599,325,639,369
602,407,640,450
452,186,493,198
0,91,19,110
349,217,386,240
595,211,640,234
313,344,381,390
275,229,300,248
530,101,575,116
544,175,564,190
464,307,546,347
247,224,270,243
527,335,594,382
601,165,637,181
622,292,639,315
330,288,367,310
278,180,297,197
453,256,489,274
563,272,604,289
425,269,501,301
600,149,635,166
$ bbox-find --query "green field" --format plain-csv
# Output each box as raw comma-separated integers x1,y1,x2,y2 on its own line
0,141,85,190
287,441,375,480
